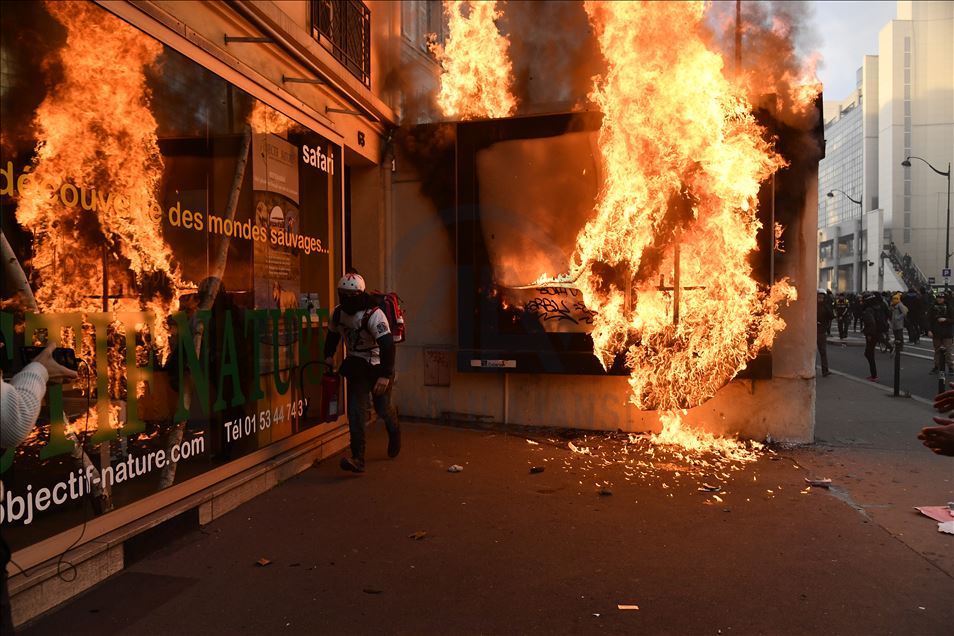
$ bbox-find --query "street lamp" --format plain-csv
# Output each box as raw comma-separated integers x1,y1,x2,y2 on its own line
827,189,864,291
902,156,952,289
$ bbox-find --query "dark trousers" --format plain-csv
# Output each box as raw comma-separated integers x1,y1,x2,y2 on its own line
837,315,849,339
907,321,920,344
864,335,878,378
816,331,829,374
346,373,399,461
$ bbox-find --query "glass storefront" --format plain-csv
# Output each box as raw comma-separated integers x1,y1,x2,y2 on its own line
1,1,342,552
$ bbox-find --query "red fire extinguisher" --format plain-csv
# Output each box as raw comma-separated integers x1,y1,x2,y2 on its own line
321,367,340,421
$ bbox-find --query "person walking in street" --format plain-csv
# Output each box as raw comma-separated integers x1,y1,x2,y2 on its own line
861,293,881,381
877,293,893,353
889,292,908,346
835,292,850,339
927,290,954,375
920,286,934,339
850,293,864,333
817,289,833,377
825,289,835,336
903,289,922,344
323,272,400,473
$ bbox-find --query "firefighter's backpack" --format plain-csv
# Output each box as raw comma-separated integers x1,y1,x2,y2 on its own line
361,291,406,343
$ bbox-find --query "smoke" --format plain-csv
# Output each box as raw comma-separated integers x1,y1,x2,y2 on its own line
498,0,604,114
703,0,822,130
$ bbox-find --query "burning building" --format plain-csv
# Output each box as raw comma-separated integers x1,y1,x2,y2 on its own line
389,1,824,442
1,0,823,626
0,0,404,625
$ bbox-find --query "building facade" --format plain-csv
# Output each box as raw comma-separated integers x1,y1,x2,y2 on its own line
818,0,953,292
818,73,867,292
0,0,442,625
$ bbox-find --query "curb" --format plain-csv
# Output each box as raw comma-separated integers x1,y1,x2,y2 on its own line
824,369,934,407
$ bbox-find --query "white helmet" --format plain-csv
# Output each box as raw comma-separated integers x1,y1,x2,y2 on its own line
338,273,366,292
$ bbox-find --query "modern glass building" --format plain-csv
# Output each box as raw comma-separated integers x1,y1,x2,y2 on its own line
818,0,953,293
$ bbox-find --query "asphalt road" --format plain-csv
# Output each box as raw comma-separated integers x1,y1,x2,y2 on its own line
822,332,952,401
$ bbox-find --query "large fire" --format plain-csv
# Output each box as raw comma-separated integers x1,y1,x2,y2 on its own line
557,1,799,412
15,1,185,323
13,1,189,436
429,1,820,457
429,0,516,120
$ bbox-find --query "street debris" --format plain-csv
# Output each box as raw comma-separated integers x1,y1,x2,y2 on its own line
698,483,721,492
804,478,832,488
447,465,464,473
568,441,592,455
526,439,540,445
408,531,428,540
530,466,545,474
598,488,613,497
915,506,954,534
915,506,954,521
363,588,383,595
617,604,639,611
256,558,272,567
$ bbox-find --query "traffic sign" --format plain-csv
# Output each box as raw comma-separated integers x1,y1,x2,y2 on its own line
943,268,951,278
929,277,936,284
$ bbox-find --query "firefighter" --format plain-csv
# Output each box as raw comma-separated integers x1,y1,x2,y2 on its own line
323,272,400,472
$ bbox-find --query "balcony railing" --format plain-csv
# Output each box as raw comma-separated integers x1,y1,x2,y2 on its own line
311,0,371,88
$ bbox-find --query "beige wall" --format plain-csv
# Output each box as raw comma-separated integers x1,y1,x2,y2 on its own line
388,140,818,442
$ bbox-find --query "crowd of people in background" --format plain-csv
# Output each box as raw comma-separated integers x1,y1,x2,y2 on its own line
818,286,954,381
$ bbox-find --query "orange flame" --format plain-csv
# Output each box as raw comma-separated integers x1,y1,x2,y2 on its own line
15,2,185,312
563,1,795,412
429,1,516,120
249,101,298,136
14,2,185,354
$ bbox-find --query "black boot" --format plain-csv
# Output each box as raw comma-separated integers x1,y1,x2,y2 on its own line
341,433,366,473
387,426,401,458
340,456,365,473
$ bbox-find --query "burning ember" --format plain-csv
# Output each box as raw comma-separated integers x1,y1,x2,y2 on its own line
429,0,516,120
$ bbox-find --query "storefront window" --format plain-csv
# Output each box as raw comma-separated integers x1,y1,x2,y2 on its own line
1,1,342,552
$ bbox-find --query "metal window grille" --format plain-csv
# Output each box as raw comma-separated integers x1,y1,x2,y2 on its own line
311,0,371,88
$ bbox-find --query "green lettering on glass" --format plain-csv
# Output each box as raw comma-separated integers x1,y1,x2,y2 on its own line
87,313,116,443
213,310,245,412
24,312,86,460
115,311,152,437
300,307,328,386
269,309,294,395
245,309,266,402
175,310,210,421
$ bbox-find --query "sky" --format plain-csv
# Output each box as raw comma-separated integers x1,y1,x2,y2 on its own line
809,0,899,101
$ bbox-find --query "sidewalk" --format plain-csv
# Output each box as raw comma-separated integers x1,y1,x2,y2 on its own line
21,377,954,635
